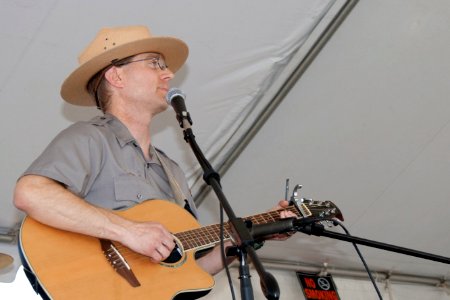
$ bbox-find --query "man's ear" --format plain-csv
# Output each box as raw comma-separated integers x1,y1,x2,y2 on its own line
104,66,124,88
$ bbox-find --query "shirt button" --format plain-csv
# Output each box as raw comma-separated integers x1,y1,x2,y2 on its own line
137,194,143,200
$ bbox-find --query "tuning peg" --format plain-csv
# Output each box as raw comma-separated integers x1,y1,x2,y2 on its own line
325,220,335,228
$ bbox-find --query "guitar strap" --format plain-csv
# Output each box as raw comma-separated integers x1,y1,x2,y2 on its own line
152,146,196,216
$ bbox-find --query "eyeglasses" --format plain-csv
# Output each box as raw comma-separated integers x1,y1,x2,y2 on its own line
92,54,169,109
111,55,168,71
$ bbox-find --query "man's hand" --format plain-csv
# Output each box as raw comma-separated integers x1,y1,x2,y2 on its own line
121,221,175,263
267,200,297,241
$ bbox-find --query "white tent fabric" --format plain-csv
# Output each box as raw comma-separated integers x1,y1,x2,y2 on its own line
155,0,339,195
2,0,450,298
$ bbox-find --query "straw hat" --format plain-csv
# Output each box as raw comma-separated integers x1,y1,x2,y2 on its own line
60,25,189,106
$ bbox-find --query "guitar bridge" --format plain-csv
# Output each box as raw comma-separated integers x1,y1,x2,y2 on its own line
99,239,141,287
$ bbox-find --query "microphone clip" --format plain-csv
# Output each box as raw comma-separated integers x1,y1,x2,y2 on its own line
176,111,193,129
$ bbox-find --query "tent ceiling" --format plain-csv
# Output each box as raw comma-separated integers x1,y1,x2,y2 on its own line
1,0,449,288
197,0,450,281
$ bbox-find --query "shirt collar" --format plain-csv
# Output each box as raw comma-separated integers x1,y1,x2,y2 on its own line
93,113,136,147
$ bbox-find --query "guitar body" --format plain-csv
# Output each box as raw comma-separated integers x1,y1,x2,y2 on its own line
19,200,214,300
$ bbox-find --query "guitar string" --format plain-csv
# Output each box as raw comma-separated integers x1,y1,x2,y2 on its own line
107,205,335,263
109,206,306,255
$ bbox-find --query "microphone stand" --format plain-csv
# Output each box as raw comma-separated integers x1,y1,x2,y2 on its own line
296,221,450,265
175,113,280,300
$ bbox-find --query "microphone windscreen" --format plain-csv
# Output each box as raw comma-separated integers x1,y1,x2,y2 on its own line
166,88,185,104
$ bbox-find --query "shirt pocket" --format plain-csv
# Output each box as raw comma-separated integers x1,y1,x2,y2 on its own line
113,173,167,204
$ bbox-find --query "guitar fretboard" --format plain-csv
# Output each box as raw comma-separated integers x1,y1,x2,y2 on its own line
174,205,303,251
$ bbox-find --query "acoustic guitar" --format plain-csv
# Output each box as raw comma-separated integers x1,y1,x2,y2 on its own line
19,199,342,299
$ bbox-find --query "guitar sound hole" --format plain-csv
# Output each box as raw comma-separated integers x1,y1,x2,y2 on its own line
163,242,183,264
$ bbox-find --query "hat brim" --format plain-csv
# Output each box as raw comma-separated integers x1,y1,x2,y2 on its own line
60,36,188,106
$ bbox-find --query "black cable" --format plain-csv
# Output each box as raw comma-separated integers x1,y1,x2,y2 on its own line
332,218,383,300
220,204,236,300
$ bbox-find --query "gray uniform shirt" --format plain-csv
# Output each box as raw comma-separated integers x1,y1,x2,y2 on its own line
23,113,197,215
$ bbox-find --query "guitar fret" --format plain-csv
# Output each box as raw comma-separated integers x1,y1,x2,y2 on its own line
245,211,281,225
174,203,339,252
175,224,227,250
176,209,291,250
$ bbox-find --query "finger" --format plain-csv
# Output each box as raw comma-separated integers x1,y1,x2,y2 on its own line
271,234,288,241
164,238,176,250
280,210,291,218
150,250,164,263
151,246,170,262
278,200,289,208
285,211,297,218
158,245,171,258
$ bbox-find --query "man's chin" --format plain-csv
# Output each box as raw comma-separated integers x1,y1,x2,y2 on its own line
152,101,169,116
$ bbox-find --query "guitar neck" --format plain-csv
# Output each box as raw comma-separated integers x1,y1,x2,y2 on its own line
174,205,305,251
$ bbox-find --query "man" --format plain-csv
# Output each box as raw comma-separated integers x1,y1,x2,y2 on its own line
14,25,293,298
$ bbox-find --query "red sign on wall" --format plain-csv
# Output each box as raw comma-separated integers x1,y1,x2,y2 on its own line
296,272,341,300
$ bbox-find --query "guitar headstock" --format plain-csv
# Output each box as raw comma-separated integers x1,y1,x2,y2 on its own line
287,184,343,223
291,198,344,222
305,199,343,221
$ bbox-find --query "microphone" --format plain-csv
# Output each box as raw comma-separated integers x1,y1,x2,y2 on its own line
166,88,192,128
166,88,187,115
250,217,327,239
250,218,296,239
